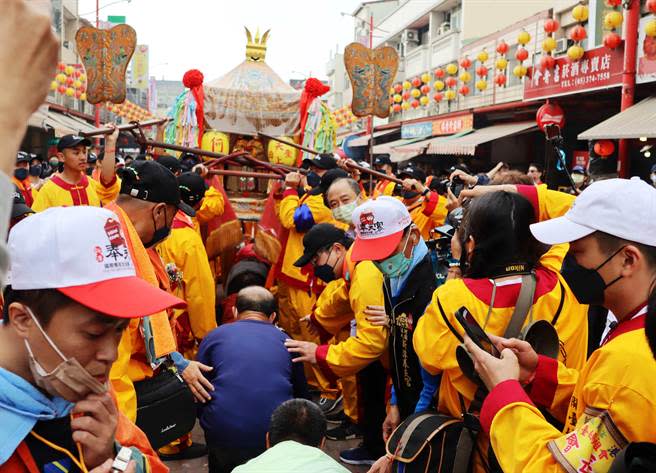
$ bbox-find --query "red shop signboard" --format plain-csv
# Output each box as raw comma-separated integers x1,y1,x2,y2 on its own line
524,44,624,101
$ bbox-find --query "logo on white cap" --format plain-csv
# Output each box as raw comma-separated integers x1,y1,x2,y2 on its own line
8,206,137,290
353,196,412,240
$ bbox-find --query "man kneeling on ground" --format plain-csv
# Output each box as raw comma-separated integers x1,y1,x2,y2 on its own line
234,398,349,472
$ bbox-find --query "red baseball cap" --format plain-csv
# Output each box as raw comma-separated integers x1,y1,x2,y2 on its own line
8,206,185,318
351,197,412,262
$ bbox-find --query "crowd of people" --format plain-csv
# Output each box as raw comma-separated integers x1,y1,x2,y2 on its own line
1,2,656,473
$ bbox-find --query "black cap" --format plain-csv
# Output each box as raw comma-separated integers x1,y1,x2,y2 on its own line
156,155,183,175
178,172,208,207
57,134,91,152
16,151,30,164
302,153,337,170
119,160,196,216
308,168,349,196
294,223,348,267
11,185,34,220
374,155,392,166
398,165,426,183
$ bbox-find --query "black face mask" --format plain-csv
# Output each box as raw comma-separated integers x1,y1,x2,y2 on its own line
145,206,171,248
29,165,42,177
14,168,28,181
560,247,624,306
306,171,321,188
314,247,337,283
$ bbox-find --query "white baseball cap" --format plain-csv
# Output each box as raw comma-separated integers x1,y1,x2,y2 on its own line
8,206,184,318
530,177,656,246
351,196,412,261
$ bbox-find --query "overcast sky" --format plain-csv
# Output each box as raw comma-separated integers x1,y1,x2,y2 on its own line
78,0,362,83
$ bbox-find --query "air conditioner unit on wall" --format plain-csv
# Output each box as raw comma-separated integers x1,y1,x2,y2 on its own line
554,38,572,56
402,29,419,44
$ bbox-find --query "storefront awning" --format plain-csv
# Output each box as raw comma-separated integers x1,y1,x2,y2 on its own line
578,96,656,140
378,138,432,163
397,121,536,156
46,111,97,137
392,130,473,158
348,128,400,147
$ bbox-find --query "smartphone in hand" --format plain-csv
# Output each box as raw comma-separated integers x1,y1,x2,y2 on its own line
455,307,500,358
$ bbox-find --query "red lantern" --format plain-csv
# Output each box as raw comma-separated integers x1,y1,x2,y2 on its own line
544,19,559,34
57,85,66,94
536,102,565,132
75,89,82,98
476,65,488,77
594,139,615,157
648,0,656,14
459,57,472,69
65,76,74,86
411,100,420,109
420,84,431,95
570,25,587,42
394,83,403,93
495,74,507,86
540,55,556,71
402,91,411,101
606,0,622,6
515,47,529,62
73,69,81,78
496,40,509,55
604,32,622,50
445,76,457,88
434,68,445,78
57,63,66,72
459,85,470,96
411,77,422,87
392,104,402,113
433,93,443,102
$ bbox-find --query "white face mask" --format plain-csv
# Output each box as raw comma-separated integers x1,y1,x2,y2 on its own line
572,174,585,185
23,306,107,401
651,174,656,185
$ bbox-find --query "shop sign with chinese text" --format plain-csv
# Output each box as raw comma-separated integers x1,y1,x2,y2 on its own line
432,113,474,136
402,121,433,139
524,45,624,101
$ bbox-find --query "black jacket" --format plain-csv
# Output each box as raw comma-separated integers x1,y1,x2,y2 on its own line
383,254,437,418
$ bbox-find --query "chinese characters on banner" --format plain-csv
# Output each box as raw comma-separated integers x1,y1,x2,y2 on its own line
524,45,624,101
572,150,590,170
432,114,474,136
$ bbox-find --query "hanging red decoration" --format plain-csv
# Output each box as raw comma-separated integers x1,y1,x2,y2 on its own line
445,76,457,88
570,25,588,42
411,77,422,87
544,19,560,33
495,74,507,86
648,0,656,14
515,47,529,61
402,91,411,101
496,40,509,55
476,65,488,78
434,68,445,78
433,93,443,102
411,99,420,109
536,102,565,132
603,32,622,50
57,63,66,72
540,55,556,71
394,83,403,93
594,140,615,156
459,57,472,69
606,0,622,6
420,84,431,95
459,85,470,96
392,104,402,113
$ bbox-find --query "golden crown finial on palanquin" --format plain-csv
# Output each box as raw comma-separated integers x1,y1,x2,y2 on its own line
245,27,270,62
